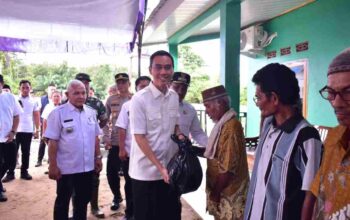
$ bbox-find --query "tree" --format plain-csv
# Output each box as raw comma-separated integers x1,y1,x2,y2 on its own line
178,44,218,103
178,45,204,73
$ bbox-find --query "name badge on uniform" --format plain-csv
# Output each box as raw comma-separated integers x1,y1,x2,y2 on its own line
66,126,74,133
63,119,74,133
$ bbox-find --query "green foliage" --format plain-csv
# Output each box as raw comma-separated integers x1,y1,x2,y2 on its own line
240,87,247,106
185,74,212,103
178,45,204,74
178,44,218,103
0,52,127,99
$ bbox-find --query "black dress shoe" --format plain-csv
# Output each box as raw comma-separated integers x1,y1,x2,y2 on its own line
2,174,15,183
20,173,33,180
0,192,8,202
110,201,120,211
91,208,105,218
35,161,42,167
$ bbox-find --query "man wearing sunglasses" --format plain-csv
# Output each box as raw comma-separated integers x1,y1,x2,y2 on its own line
303,48,350,220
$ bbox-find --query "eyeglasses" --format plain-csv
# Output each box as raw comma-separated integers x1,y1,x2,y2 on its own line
319,86,350,101
253,96,260,104
253,92,271,104
152,64,173,71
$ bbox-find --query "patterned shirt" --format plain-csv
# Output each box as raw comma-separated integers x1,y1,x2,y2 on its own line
85,96,107,123
310,125,350,220
206,118,249,219
244,115,323,220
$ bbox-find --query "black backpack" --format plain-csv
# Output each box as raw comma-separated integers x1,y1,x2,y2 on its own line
167,134,203,195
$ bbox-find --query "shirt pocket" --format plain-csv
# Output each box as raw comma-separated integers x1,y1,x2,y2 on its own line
61,122,77,139
146,108,162,129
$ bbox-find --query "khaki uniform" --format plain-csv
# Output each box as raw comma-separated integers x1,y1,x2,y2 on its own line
103,94,131,146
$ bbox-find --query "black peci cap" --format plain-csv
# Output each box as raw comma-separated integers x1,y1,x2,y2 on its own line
75,73,91,82
171,72,190,86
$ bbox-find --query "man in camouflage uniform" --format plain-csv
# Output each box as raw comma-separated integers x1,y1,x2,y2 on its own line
75,73,108,218
103,73,132,211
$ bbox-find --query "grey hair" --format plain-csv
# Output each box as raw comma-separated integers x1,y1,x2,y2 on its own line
214,95,231,109
67,79,85,92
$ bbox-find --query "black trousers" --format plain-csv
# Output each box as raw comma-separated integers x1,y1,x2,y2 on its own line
132,178,181,220
10,132,33,174
0,141,17,190
107,146,122,201
122,158,133,218
37,138,46,162
54,171,94,220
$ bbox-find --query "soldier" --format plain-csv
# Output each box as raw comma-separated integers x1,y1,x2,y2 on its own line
103,73,132,211
75,73,108,218
170,72,208,148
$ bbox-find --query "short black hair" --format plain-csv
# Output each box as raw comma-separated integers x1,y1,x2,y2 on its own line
252,63,300,105
19,79,31,86
149,50,174,68
3,84,11,91
48,82,56,87
135,75,151,90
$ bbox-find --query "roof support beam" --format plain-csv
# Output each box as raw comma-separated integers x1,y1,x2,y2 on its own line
168,2,220,44
180,32,220,44
220,0,241,112
169,44,179,71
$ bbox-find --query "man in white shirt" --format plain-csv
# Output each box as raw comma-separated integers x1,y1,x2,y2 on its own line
0,74,22,202
129,50,183,220
36,83,56,167
170,72,208,148
44,80,102,219
2,80,40,182
116,75,151,220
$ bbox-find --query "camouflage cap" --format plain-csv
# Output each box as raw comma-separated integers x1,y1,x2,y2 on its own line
75,73,91,82
202,85,228,102
115,73,129,81
172,72,190,85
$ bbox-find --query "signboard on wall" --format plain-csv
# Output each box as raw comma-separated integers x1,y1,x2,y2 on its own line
284,59,308,117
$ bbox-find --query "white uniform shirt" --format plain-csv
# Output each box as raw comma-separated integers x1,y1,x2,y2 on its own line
115,101,131,155
0,92,22,143
129,82,179,181
41,103,58,120
44,102,100,175
178,101,208,148
17,96,40,133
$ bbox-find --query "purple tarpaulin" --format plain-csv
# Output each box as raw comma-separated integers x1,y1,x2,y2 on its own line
129,0,146,52
0,37,28,53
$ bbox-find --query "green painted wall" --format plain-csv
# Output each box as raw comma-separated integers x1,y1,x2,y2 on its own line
246,0,350,136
